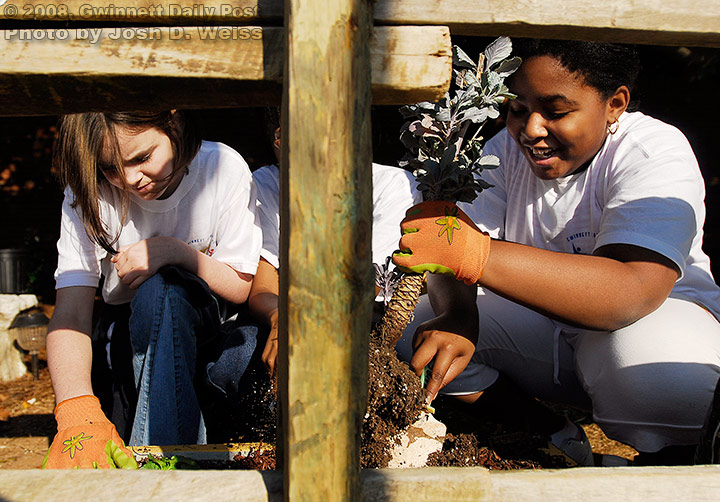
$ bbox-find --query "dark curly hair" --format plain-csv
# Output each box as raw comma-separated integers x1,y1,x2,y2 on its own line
512,39,641,103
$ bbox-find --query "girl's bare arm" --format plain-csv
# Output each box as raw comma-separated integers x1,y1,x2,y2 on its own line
248,258,280,375
112,236,253,304
480,241,679,331
46,286,96,404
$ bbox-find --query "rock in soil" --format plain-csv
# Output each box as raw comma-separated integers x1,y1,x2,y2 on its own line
361,338,426,468
386,411,446,468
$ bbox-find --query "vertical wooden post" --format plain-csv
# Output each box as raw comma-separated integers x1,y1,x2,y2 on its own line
280,0,373,500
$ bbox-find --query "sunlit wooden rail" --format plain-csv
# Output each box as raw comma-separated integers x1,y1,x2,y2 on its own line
0,1,718,501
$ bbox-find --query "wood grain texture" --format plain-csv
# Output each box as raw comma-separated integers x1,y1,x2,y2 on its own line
373,0,720,47
0,0,280,24
3,0,717,46
279,0,374,500
0,25,449,114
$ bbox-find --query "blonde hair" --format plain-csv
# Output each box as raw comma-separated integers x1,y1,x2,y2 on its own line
54,111,201,254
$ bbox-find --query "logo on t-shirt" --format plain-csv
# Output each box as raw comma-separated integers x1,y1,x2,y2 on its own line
188,235,217,256
566,231,596,254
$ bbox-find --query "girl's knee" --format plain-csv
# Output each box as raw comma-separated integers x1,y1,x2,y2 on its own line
575,321,720,428
131,272,196,313
128,273,196,350
585,358,719,432
131,273,167,307
133,272,189,300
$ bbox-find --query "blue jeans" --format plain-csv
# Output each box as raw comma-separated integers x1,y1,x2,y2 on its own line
119,266,257,446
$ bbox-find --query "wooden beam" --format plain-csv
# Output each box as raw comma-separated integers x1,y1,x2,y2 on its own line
0,26,281,114
0,25,449,115
3,466,720,501
280,0,373,500
373,0,720,47
370,26,450,105
0,0,281,24
3,0,717,47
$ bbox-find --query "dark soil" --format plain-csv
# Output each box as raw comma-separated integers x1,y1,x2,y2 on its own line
205,304,584,470
425,395,577,468
217,338,587,470
205,363,278,445
0,312,637,471
361,334,426,468
0,343,638,470
427,433,540,469
231,443,277,470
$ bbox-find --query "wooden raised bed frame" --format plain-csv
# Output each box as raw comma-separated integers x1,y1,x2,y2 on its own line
0,1,719,500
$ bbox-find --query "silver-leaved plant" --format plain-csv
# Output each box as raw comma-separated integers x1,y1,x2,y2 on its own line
399,36,521,204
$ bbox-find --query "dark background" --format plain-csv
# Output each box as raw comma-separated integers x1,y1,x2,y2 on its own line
1,39,718,304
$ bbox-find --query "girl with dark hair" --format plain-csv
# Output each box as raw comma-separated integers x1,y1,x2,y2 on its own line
44,111,262,468
393,40,720,465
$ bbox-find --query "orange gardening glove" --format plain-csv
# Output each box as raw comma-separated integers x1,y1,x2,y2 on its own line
42,395,138,469
393,201,491,285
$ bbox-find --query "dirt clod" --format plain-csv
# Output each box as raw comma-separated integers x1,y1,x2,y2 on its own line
361,337,426,468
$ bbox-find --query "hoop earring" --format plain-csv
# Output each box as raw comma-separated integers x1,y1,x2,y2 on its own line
607,119,619,135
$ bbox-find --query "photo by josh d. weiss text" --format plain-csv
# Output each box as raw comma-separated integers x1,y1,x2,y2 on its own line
3,26,263,43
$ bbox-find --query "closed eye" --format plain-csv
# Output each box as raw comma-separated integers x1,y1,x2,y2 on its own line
546,111,569,120
125,151,153,167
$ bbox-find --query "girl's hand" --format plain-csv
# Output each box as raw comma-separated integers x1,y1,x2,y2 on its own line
410,312,477,404
262,311,279,378
111,236,180,289
393,201,491,285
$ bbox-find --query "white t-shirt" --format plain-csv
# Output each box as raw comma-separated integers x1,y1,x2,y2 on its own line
461,111,720,318
253,163,421,270
55,141,263,305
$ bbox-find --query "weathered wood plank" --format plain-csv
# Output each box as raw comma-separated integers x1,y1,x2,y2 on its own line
3,466,720,501
370,26,451,104
2,0,717,46
374,0,720,47
0,0,281,24
0,25,449,115
280,0,373,500
0,26,278,79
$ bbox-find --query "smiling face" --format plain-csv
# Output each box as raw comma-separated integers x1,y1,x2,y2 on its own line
506,55,627,180
100,124,180,200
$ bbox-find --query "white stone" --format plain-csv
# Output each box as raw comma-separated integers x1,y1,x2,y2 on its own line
386,411,447,468
0,329,28,382
0,294,37,382
0,294,38,330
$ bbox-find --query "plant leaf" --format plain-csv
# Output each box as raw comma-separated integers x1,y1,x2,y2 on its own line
452,45,477,69
458,107,489,124
398,37,519,203
476,154,500,167
484,36,513,69
495,57,522,78
436,108,451,122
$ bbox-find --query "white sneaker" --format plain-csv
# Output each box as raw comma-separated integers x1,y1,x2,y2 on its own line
696,376,720,464
598,454,631,467
547,421,595,467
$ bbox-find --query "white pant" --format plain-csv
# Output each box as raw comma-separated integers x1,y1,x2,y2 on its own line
396,289,720,452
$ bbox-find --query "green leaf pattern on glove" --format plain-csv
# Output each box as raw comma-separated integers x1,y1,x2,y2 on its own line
62,431,93,459
435,205,462,244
